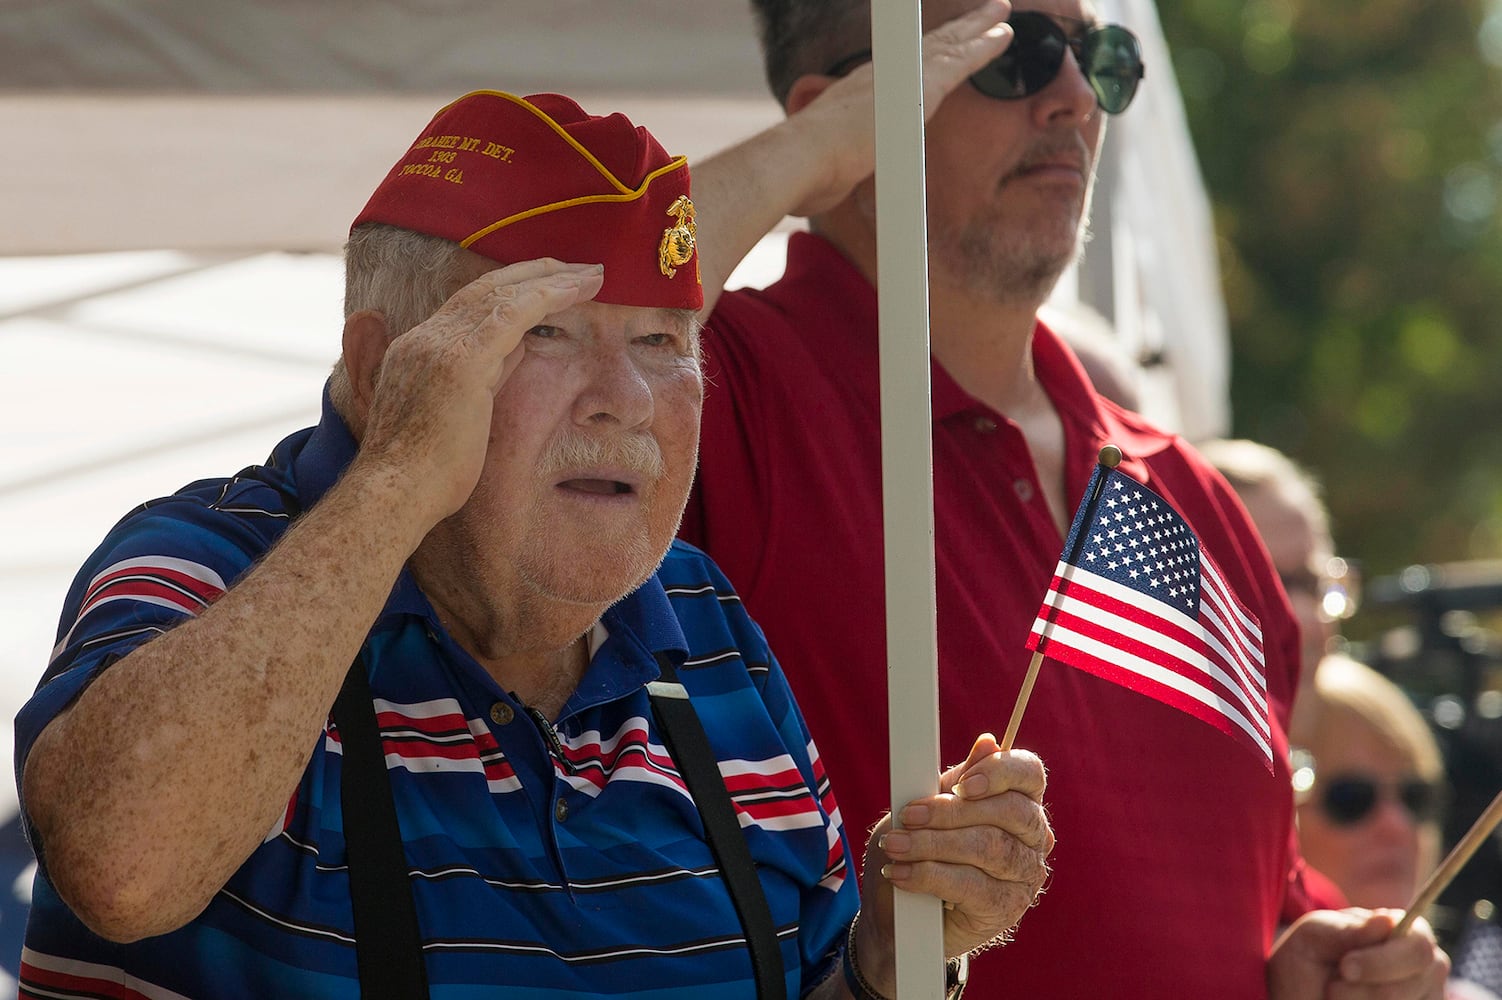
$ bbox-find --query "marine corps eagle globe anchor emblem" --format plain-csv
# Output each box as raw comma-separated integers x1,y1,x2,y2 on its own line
659,195,697,279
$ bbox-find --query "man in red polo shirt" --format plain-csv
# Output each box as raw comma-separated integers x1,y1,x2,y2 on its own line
679,0,1449,996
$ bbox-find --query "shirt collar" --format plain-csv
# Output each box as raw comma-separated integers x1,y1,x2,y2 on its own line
1031,320,1172,477
291,385,360,512
779,233,984,421
781,232,1171,476
280,386,437,622
565,577,689,712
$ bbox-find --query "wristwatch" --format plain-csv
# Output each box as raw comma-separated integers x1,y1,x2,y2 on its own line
945,951,969,999
843,917,969,1000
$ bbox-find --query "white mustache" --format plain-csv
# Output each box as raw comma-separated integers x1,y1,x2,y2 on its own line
539,433,664,482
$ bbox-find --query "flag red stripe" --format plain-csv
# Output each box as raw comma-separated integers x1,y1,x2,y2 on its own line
1197,567,1266,696
1035,572,1267,719
1036,638,1273,762
1033,591,1269,741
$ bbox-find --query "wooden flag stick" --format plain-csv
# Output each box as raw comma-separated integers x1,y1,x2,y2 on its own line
1394,787,1502,936
1001,650,1045,751
1002,445,1122,751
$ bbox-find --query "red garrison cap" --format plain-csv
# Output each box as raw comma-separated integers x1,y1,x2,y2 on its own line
352,90,701,310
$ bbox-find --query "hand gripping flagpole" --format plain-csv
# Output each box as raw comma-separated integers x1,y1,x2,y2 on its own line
872,0,946,995
1001,445,1123,751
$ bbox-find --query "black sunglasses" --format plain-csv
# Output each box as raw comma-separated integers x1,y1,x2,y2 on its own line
1318,774,1441,827
824,11,1145,115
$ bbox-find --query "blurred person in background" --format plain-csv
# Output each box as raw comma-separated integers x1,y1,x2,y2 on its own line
1290,653,1499,1000
1290,653,1444,911
1198,438,1359,707
1038,299,1143,411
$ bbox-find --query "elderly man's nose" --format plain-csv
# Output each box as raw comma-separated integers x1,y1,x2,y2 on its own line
575,351,653,427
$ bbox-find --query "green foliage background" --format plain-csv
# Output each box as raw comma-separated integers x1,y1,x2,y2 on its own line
1157,0,1502,584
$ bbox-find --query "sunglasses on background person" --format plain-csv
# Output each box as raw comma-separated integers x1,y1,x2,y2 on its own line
824,12,1146,115
1279,555,1362,623
1315,773,1442,828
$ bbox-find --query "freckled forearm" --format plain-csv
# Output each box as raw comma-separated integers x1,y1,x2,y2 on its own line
25,461,433,939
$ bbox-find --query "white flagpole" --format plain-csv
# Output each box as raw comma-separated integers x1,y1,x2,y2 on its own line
872,0,946,995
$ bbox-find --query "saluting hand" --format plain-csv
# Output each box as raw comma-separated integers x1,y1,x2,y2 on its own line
352,258,605,528
782,0,1016,219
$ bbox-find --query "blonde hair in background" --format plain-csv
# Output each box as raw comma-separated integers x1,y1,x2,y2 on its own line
1293,652,1446,886
1195,437,1331,545
1292,652,1444,786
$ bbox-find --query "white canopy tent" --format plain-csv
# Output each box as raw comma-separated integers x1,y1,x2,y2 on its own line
0,0,1229,984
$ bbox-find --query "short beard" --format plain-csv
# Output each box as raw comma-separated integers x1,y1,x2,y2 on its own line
928,178,1095,308
514,513,665,607
927,132,1097,307
942,218,1087,305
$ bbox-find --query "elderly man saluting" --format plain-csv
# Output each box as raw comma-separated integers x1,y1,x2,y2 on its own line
14,91,1049,998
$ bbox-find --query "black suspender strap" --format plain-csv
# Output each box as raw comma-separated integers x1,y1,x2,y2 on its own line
648,652,787,1000
330,647,781,1000
330,655,431,1000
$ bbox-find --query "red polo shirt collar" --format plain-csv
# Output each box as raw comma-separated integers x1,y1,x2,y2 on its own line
779,231,1168,492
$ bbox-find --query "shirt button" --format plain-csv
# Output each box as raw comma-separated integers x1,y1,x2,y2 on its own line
974,416,998,434
490,702,515,725
1013,478,1035,502
555,799,570,823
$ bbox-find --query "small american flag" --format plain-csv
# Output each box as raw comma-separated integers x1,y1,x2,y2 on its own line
1027,460,1272,769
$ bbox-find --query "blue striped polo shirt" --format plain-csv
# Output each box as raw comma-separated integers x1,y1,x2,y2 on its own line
15,393,858,999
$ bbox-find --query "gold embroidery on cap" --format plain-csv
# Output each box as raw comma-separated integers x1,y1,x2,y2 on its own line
659,196,697,279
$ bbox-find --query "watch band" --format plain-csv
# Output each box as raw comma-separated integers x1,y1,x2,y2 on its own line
946,950,969,999
841,913,968,1000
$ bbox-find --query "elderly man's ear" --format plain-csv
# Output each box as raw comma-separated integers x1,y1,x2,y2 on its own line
341,309,394,433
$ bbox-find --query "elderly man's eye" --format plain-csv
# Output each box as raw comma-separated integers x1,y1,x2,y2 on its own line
638,333,673,347
527,325,560,339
